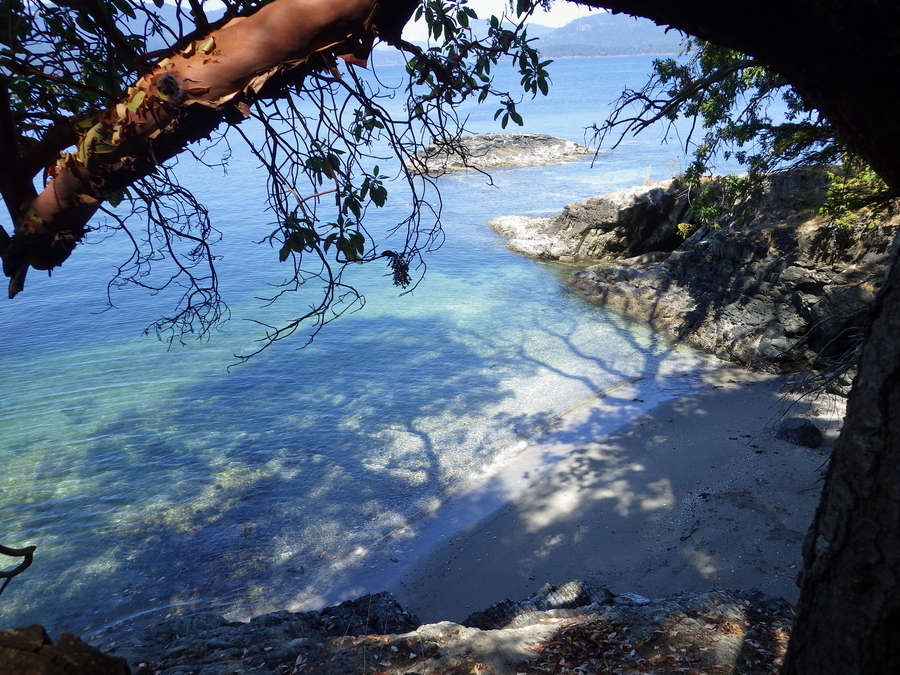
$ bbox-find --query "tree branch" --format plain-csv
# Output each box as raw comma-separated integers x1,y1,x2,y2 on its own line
187,0,210,33
594,57,757,151
0,74,21,235
50,0,141,68
0,543,35,597
0,56,112,98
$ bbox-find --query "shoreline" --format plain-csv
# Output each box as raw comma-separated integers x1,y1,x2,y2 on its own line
277,373,707,615
380,367,840,624
274,363,842,625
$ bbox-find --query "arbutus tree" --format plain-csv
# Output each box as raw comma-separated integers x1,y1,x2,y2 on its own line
0,0,552,353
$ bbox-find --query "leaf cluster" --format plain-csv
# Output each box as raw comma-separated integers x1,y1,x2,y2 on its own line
819,155,894,231
594,37,866,226
403,0,552,130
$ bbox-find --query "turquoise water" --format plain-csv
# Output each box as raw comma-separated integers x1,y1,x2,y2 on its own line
1,57,715,640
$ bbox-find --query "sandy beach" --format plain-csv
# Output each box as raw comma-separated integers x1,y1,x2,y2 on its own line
373,365,844,624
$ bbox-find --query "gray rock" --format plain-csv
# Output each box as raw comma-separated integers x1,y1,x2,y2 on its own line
556,168,896,375
490,182,688,261
105,592,418,674
406,132,590,174
108,585,794,675
776,417,824,448
462,580,613,630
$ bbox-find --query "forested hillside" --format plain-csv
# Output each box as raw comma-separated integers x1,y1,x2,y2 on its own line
535,12,683,57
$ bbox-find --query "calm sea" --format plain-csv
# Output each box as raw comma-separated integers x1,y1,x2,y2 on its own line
1,57,721,640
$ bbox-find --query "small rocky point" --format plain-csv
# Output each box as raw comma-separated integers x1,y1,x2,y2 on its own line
406,132,590,174
1,583,795,675
491,167,897,380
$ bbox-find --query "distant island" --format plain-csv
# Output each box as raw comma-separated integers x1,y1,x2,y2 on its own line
526,12,685,58
371,12,685,65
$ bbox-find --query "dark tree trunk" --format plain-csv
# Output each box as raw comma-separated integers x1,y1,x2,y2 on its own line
580,1,900,672
781,237,900,671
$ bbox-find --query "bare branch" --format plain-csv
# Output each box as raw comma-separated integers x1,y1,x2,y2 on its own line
0,543,35,597
50,0,141,66
592,57,757,154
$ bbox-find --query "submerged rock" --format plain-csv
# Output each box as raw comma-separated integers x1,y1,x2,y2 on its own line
406,132,590,174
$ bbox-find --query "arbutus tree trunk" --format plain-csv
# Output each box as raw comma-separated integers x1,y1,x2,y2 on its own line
0,0,417,297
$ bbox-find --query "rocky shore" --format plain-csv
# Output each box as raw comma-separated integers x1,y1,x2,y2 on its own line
491,168,897,379
2,582,792,675
406,132,590,174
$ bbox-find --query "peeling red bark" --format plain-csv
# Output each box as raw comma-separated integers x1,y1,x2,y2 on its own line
1,0,418,297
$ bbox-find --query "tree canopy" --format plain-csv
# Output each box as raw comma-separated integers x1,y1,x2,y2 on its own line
588,34,894,232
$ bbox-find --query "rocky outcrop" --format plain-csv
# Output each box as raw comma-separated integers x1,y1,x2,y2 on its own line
489,182,689,261
568,215,895,376
493,168,897,376
93,583,791,675
406,132,590,174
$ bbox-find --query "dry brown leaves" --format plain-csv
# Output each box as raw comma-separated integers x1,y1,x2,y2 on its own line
518,610,791,675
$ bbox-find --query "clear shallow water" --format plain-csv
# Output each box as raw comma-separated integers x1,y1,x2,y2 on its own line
1,57,719,640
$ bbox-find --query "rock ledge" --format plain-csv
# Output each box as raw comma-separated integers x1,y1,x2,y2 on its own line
90,583,793,675
406,132,590,174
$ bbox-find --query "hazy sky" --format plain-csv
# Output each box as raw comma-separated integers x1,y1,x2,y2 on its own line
403,0,601,41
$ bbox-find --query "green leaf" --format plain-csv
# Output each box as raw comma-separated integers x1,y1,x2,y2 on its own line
371,185,387,207
323,232,338,253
